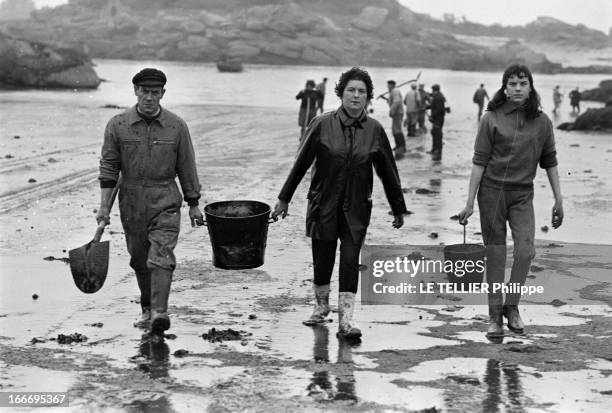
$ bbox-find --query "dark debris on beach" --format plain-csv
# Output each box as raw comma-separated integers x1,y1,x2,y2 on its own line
202,328,251,343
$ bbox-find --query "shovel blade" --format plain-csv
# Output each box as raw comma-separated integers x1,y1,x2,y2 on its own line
69,240,109,294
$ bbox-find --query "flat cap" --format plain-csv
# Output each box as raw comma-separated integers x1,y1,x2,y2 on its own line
431,84,440,91
132,68,166,87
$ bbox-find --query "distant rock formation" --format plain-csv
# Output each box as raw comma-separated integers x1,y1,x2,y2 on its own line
2,0,610,72
0,33,101,89
581,79,612,102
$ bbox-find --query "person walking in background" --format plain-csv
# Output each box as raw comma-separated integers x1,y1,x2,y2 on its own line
403,83,420,137
416,83,430,134
316,77,328,113
272,67,407,341
458,64,564,340
381,80,406,156
569,87,581,113
552,85,563,115
428,84,447,160
98,68,204,339
296,80,321,140
473,83,490,122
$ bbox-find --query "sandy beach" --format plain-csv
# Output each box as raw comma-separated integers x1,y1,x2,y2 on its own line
1,95,612,412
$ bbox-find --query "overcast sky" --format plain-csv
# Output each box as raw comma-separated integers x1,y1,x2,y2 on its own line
399,0,611,34
31,0,611,34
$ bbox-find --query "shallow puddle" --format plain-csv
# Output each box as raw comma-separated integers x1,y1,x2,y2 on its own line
171,364,244,388
0,361,75,394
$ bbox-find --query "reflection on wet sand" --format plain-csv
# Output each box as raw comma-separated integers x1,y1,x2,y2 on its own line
483,359,525,413
126,334,172,411
308,325,358,402
137,334,171,379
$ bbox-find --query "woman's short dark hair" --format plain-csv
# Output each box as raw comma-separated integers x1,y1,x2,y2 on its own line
487,64,541,119
335,67,374,101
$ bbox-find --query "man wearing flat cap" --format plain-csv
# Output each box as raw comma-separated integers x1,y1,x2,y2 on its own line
98,68,204,337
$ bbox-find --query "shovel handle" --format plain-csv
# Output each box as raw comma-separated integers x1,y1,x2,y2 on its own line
93,220,107,243
94,178,120,242
107,177,121,210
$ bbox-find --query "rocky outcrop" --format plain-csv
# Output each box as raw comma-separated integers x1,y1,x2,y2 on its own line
558,104,612,131
524,17,610,49
351,7,389,32
581,79,612,102
2,0,610,72
0,32,101,89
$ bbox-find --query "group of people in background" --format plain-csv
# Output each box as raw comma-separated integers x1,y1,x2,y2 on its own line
296,77,448,161
552,85,581,115
298,76,585,167
382,80,447,160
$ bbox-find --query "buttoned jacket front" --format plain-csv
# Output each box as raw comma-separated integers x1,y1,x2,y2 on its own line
99,105,201,202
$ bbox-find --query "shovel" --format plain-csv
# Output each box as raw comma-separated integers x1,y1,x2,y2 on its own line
69,181,120,294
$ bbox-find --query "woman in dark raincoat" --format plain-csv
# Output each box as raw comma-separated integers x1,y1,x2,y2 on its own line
272,67,408,340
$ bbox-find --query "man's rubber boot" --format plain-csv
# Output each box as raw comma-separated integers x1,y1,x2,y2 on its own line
303,284,331,326
336,292,362,340
134,306,151,329
150,267,173,335
503,305,525,334
134,270,151,328
486,304,504,338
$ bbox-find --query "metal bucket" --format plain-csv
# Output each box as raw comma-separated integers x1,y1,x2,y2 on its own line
204,200,273,270
443,243,486,284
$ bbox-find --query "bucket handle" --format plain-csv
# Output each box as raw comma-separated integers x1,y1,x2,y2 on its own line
192,219,207,227
198,219,275,226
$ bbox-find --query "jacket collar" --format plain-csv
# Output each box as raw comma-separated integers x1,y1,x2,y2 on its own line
127,105,167,126
337,106,367,129
502,100,525,115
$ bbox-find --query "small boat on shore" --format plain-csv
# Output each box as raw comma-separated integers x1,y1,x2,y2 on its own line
216,57,243,73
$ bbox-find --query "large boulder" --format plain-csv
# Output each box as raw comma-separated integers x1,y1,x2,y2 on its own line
226,40,261,59
581,79,612,102
261,36,304,61
239,3,320,36
0,33,100,89
176,35,217,60
572,105,612,130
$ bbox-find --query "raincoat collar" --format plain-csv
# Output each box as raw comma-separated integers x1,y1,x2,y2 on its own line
338,106,367,129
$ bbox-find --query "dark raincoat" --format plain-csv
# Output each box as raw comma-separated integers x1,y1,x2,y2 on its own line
278,107,407,244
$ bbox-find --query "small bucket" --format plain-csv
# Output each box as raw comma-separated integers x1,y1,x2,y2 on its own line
443,243,486,284
204,200,273,270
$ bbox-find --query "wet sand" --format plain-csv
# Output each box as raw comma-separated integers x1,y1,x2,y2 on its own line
1,103,611,412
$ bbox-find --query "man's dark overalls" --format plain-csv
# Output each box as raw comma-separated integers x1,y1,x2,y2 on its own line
99,106,201,332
